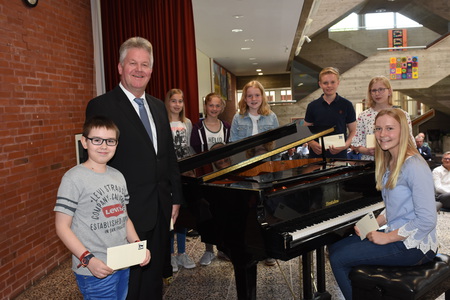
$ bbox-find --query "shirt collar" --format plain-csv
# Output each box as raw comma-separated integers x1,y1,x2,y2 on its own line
320,93,340,104
119,82,145,102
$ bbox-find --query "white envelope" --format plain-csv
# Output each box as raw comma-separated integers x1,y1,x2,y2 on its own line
319,133,346,149
366,134,376,148
107,240,147,270
355,212,379,240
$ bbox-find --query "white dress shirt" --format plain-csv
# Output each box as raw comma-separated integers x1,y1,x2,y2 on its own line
432,165,450,194
119,83,158,152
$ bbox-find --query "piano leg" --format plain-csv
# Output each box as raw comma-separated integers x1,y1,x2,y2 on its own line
302,252,313,299
229,248,258,300
302,250,331,300
315,247,331,300
316,247,326,293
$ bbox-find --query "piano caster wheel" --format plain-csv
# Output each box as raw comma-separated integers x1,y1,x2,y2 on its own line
312,291,331,300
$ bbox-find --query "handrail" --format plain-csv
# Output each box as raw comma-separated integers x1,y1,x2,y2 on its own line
425,32,450,49
411,109,435,127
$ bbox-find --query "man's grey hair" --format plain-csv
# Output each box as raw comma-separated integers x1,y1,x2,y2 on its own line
119,37,153,67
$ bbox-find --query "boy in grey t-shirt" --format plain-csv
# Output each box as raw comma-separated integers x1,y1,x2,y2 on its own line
54,116,150,299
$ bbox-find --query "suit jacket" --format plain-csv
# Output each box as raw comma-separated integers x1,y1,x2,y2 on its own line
281,152,301,160
86,85,183,232
417,145,432,161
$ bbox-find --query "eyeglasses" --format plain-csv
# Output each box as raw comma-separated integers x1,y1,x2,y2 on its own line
370,88,388,94
443,158,450,162
85,137,118,146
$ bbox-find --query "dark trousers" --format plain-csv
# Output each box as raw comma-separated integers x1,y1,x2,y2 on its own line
127,208,169,300
437,193,450,209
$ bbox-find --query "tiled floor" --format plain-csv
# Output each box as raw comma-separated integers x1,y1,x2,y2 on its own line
15,212,450,300
163,237,343,300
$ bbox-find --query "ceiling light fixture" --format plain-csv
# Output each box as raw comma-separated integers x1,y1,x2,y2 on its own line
249,57,256,60
233,15,243,19
231,29,243,33
252,62,258,65
244,39,254,42
256,69,262,72
241,47,251,50
295,0,322,56
258,72,264,76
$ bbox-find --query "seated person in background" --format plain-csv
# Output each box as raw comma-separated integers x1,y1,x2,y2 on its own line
281,147,301,160
416,134,432,161
347,145,362,160
297,143,309,158
432,151,450,209
418,132,431,150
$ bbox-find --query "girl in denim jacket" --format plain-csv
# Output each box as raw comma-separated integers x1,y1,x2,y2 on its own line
230,80,279,143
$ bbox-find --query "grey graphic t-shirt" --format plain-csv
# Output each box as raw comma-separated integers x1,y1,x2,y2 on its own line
55,164,130,275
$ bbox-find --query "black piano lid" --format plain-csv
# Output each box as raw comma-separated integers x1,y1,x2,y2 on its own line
178,121,335,183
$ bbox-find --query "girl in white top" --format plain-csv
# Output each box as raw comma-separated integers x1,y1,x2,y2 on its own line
191,93,231,154
164,89,196,272
190,93,231,266
352,76,412,160
166,89,193,160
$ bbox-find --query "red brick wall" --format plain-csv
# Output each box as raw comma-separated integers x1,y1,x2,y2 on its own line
0,1,94,298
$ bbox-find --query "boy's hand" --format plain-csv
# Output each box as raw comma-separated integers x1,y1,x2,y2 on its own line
329,145,346,155
309,141,322,155
87,257,114,278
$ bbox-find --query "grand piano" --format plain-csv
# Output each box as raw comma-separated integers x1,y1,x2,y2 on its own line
177,121,383,300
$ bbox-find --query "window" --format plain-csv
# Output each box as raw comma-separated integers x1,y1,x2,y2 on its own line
265,90,276,102
395,13,422,28
329,13,359,31
238,88,293,103
330,12,422,32
365,12,394,30
280,89,292,101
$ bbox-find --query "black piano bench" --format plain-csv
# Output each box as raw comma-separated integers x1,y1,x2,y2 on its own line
349,253,450,300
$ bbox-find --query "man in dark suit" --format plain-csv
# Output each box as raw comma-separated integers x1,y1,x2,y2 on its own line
86,37,183,300
281,147,301,160
415,135,432,161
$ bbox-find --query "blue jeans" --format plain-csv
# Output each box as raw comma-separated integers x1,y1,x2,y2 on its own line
75,268,130,300
328,233,435,300
170,227,187,254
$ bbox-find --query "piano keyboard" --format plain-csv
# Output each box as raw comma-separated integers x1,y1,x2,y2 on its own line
290,201,385,243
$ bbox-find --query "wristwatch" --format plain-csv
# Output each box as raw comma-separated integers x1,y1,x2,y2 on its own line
81,253,95,267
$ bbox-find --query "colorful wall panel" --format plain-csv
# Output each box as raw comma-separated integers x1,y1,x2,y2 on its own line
388,29,407,51
390,56,419,80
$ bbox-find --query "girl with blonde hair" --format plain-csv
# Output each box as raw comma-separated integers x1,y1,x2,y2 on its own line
352,76,412,160
329,108,438,299
164,89,196,272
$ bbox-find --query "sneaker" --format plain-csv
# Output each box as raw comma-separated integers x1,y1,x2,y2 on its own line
264,258,276,266
186,229,199,237
163,276,173,286
217,251,230,261
199,251,215,266
171,256,179,272
177,253,196,269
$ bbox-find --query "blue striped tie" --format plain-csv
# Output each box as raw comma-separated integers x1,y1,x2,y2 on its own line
134,98,153,141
